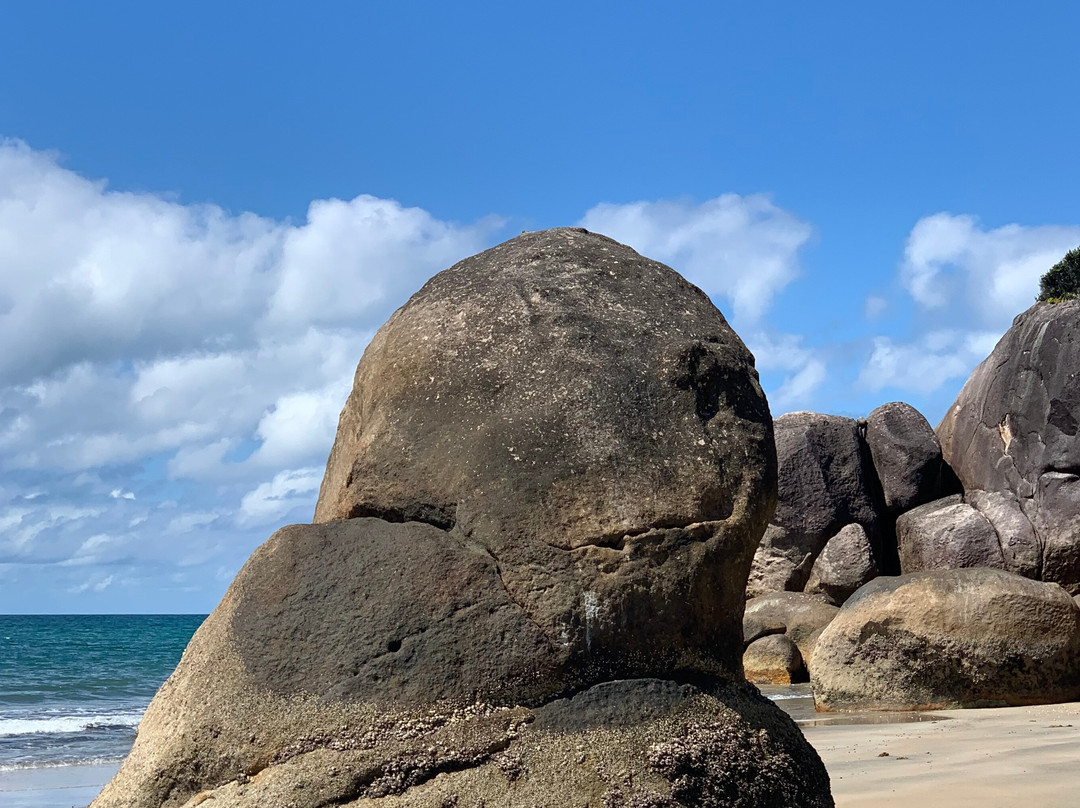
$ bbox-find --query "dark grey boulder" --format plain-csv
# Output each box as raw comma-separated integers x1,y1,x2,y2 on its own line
747,412,880,596
93,229,831,808
865,401,948,514
810,568,1080,711
804,523,879,605
743,634,805,685
897,495,1004,574
938,299,1080,591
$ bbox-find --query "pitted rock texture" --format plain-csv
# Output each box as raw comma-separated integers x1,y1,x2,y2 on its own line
316,227,774,546
92,230,829,807
313,228,776,676
865,402,950,514
937,300,1080,591
809,568,1080,711
747,412,880,596
161,681,832,808
897,495,1004,574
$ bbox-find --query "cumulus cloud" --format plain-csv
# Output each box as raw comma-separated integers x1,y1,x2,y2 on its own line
859,214,1080,401
578,194,813,324
238,467,323,527
0,140,502,606
859,331,1002,395
0,142,828,610
902,213,1080,321
743,332,828,413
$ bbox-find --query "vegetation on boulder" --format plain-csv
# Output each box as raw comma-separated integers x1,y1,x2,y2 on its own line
1038,246,1080,302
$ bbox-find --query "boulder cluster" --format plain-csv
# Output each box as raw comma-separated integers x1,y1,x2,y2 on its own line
746,299,1080,712
94,229,1080,807
94,229,832,808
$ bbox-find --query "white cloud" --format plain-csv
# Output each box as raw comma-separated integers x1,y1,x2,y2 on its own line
858,213,1080,402
0,140,499,484
863,295,887,319
578,194,812,324
902,213,1080,321
238,467,322,527
744,332,828,413
859,330,1002,395
110,488,135,500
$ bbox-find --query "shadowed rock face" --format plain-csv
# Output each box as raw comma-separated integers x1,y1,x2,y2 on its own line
810,568,1080,712
938,300,1080,592
747,412,880,596
93,229,832,808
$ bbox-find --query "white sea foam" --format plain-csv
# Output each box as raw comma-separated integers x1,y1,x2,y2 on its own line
0,755,125,772
0,711,143,737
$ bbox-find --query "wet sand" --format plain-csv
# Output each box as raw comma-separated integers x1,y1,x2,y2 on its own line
0,762,119,808
767,686,1080,808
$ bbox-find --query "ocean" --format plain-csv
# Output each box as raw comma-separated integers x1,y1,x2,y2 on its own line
0,614,205,772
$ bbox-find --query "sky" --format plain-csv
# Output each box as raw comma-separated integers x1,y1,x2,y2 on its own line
1,2,1079,613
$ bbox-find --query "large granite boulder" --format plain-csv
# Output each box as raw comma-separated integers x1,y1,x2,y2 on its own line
896,495,1004,574
743,592,839,669
809,568,1080,711
865,401,949,514
747,412,881,596
743,634,804,685
804,523,878,605
95,229,831,807
938,299,1080,591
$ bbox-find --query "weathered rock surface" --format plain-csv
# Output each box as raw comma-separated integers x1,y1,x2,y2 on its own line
748,412,880,596
965,489,1041,579
166,680,831,808
313,228,776,670
744,635,804,685
865,402,949,514
809,568,1080,711
94,229,831,807
938,299,1080,591
805,523,878,605
897,495,1004,574
743,592,839,668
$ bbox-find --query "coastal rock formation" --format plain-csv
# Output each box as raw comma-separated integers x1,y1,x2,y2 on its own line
809,568,1080,711
865,402,949,514
743,592,839,670
897,495,1003,574
743,634,804,685
804,523,878,606
938,299,1080,592
94,229,832,807
747,412,881,597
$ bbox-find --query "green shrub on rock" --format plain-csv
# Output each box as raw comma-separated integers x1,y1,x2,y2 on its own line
1038,246,1080,302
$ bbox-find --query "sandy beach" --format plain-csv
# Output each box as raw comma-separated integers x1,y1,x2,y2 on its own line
8,697,1080,807
804,700,1080,807
0,762,119,808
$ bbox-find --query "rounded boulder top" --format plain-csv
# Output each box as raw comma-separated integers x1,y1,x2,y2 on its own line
315,227,775,553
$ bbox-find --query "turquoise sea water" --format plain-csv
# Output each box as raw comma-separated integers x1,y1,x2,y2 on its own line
0,615,205,770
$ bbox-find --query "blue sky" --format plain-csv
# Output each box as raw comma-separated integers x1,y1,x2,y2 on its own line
1,2,1079,612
